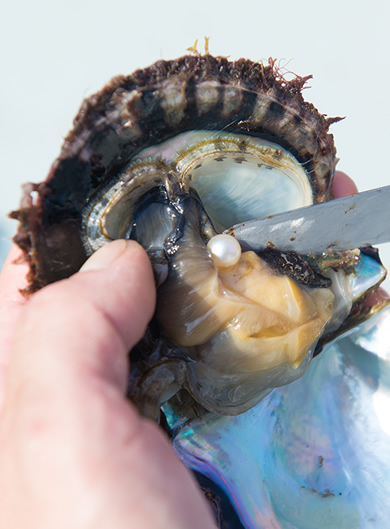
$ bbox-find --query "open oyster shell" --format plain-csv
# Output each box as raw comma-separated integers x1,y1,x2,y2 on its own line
11,54,386,421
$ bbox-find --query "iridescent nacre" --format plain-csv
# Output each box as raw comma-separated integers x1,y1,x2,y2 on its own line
166,305,390,528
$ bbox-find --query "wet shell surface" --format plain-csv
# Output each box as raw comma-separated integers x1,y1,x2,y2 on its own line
12,54,386,423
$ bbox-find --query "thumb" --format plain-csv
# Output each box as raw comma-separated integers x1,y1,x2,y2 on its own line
0,240,216,529
7,239,156,395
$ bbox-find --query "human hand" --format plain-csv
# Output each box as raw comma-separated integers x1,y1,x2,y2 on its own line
0,240,216,529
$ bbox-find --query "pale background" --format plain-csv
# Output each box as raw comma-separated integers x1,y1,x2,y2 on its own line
2,0,389,288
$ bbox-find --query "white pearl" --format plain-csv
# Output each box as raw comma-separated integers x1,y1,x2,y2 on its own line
207,234,242,269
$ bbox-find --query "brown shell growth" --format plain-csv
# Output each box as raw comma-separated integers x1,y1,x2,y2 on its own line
11,54,340,294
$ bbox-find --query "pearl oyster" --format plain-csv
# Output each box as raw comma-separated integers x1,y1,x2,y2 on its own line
11,54,386,424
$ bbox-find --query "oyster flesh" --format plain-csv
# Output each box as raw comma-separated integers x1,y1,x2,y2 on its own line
11,53,386,422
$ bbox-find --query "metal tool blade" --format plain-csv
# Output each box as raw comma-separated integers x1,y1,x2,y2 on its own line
225,185,390,254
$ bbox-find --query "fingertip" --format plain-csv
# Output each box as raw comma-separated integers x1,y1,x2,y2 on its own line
333,171,359,198
80,240,156,339
81,239,154,275
80,239,129,272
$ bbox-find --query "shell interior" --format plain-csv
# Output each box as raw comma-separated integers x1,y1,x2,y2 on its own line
83,131,314,252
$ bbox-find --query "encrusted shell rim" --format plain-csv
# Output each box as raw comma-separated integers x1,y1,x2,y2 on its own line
10,54,341,293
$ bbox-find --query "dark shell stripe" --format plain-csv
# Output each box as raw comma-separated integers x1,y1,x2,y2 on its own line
11,54,339,293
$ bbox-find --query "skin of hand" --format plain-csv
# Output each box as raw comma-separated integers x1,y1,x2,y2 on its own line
0,240,217,529
0,172,387,528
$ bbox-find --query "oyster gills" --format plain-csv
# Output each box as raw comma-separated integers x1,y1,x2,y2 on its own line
11,54,386,419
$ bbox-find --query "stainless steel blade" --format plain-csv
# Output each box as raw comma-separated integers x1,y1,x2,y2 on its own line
225,185,390,254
